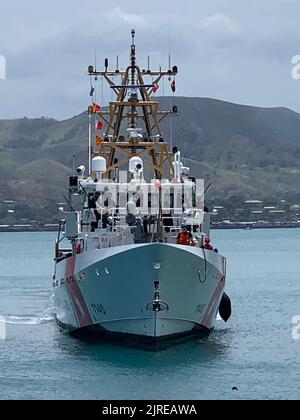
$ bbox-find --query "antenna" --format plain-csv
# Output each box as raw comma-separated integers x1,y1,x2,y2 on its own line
168,28,172,80
131,29,136,45
94,46,98,81
87,29,179,179
72,155,76,176
130,29,136,87
88,113,92,175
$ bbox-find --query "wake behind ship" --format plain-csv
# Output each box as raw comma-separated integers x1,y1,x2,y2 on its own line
53,30,231,351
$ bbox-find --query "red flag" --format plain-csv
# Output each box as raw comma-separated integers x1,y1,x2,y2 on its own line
96,120,103,130
171,80,176,93
92,103,101,113
153,84,159,93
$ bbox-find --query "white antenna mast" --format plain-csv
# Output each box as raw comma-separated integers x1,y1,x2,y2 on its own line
168,28,174,150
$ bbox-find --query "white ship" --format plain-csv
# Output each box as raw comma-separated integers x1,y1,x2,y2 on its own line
53,30,231,350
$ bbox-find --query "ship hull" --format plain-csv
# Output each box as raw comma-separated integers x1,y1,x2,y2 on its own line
54,243,227,350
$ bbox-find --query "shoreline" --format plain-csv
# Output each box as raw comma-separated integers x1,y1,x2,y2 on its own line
0,224,299,233
211,224,300,230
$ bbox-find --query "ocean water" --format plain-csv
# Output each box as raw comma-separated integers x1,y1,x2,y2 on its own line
0,229,299,400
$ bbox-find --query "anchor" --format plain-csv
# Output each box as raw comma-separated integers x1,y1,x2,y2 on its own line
146,281,169,312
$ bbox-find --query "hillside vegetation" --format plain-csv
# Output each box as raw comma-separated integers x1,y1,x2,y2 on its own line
1,97,300,223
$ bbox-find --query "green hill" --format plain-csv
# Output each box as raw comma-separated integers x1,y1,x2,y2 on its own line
1,96,300,223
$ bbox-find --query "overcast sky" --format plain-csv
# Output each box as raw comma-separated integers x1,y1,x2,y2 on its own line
0,0,300,120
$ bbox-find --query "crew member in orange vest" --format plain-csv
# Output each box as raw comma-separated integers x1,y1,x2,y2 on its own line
177,225,193,246
203,236,213,251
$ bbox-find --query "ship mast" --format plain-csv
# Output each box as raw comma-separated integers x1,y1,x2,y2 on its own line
87,29,178,179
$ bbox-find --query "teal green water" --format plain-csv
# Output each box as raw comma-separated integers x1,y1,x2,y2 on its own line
0,230,299,400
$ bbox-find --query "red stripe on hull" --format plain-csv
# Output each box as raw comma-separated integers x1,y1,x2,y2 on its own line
66,256,93,328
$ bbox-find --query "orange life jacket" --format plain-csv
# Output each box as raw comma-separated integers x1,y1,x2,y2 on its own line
177,232,192,245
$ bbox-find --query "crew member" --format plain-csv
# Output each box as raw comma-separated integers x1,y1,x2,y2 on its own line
203,236,213,251
177,225,193,246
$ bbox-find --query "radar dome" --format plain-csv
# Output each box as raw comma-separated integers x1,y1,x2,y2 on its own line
92,157,107,174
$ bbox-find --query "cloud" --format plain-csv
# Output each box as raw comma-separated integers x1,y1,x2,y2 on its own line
107,7,146,27
1,0,300,118
201,14,242,35
199,14,243,48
